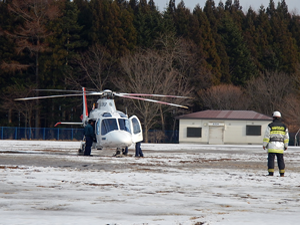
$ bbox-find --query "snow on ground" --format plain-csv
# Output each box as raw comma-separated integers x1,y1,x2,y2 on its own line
0,140,300,225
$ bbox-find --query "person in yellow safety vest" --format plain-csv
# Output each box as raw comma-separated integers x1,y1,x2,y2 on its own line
263,111,289,177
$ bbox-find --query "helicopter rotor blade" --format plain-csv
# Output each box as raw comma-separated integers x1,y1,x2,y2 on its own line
15,93,86,101
15,92,104,101
34,89,84,93
115,93,188,109
118,93,191,99
34,89,104,94
15,88,189,109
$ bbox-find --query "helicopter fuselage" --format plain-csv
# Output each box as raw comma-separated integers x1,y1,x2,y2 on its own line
15,87,188,156
87,98,143,150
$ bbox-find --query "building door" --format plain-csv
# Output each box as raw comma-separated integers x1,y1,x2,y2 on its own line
209,126,224,144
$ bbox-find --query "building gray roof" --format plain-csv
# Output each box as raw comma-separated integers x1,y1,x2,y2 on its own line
177,110,273,121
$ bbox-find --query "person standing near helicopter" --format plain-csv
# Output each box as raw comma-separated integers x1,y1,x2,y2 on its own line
84,119,95,156
263,111,289,177
135,141,144,157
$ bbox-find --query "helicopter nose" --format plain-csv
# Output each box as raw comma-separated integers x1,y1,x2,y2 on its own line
107,131,132,146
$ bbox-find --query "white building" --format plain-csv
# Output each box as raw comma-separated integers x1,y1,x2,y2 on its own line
177,110,272,145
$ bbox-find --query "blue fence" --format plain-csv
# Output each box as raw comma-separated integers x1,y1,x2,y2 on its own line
0,127,179,143
0,127,84,141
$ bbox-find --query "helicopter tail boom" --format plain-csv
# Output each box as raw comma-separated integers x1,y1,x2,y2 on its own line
54,88,88,127
82,87,89,123
54,122,83,127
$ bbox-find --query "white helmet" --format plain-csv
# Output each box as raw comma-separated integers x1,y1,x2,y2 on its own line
272,111,281,118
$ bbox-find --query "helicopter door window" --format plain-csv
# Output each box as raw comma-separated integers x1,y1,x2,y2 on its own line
101,119,118,135
118,119,131,133
132,118,141,134
96,119,100,135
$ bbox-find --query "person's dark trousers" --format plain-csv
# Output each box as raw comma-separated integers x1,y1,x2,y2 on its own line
84,136,93,155
268,153,285,175
135,142,143,157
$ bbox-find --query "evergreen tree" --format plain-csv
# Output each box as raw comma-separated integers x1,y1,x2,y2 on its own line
168,0,176,14
34,0,87,127
0,0,16,89
203,0,217,30
129,0,138,13
204,0,231,83
4,0,61,127
243,7,261,71
225,0,232,11
225,0,244,30
88,0,105,45
133,0,163,47
266,0,276,17
0,1,17,125
218,13,258,85
161,0,176,35
88,0,136,56
119,1,137,51
213,1,231,83
193,5,221,84
44,0,86,88
277,0,290,21
268,0,298,73
289,14,300,62
173,1,191,38
73,0,92,44
255,6,277,72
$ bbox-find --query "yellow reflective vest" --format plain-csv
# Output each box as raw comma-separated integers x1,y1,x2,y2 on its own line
263,119,289,154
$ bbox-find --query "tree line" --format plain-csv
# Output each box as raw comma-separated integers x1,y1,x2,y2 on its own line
1,0,300,137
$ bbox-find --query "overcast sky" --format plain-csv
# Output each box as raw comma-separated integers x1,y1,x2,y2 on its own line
155,0,299,13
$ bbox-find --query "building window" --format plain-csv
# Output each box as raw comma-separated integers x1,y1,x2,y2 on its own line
187,127,202,138
246,125,261,136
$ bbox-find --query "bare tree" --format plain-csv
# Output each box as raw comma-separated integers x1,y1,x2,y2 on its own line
6,0,60,78
68,44,113,91
155,33,214,90
148,130,166,143
5,0,60,127
282,65,300,132
0,61,29,73
200,84,250,110
114,48,192,142
154,35,196,133
1,84,37,129
245,70,295,116
278,94,300,131
115,49,165,142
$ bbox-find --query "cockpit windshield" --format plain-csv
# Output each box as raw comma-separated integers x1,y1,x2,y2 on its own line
101,118,131,135
118,119,131,133
101,119,118,135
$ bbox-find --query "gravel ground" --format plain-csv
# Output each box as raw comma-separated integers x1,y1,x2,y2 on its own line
1,140,299,173
1,141,300,225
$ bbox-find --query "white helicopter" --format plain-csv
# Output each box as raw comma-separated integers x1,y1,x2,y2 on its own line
16,87,189,156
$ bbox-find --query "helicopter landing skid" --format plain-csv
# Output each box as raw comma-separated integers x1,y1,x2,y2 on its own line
113,148,130,157
113,148,121,157
113,151,133,157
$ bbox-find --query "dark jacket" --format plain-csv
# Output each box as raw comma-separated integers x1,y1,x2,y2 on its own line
84,123,94,139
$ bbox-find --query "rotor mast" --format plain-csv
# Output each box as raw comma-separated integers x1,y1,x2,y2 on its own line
97,99,117,112
96,90,117,113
